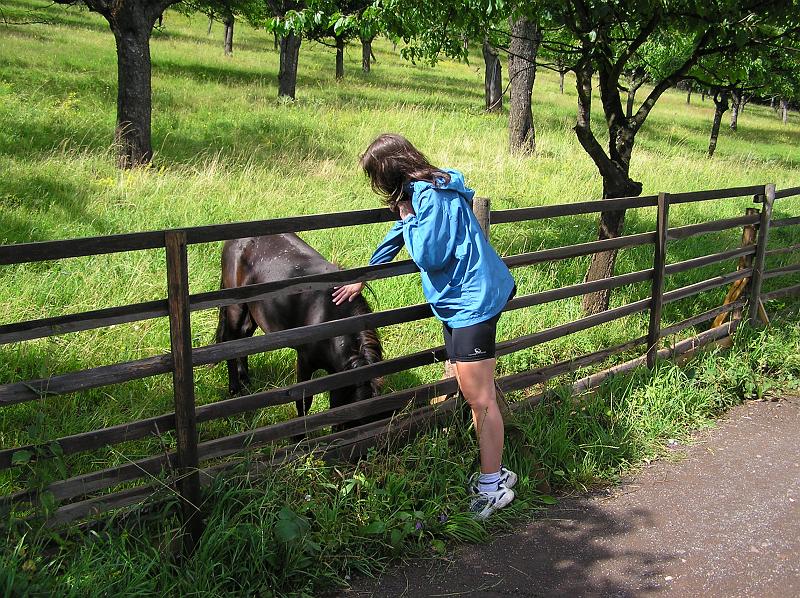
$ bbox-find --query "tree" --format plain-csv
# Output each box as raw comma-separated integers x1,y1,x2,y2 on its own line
681,40,800,156
508,15,540,153
181,0,256,56
708,87,730,157
54,0,181,168
266,2,305,98
539,1,800,314
372,0,544,152
482,38,502,111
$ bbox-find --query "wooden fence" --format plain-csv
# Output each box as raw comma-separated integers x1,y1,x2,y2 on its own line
2,183,799,548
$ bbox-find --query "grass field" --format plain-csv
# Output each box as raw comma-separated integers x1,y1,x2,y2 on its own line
1,1,799,593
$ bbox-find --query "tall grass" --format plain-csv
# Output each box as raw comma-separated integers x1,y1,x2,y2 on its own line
1,0,799,592
4,321,799,595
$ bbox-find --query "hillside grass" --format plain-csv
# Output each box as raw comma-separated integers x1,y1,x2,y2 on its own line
1,1,799,593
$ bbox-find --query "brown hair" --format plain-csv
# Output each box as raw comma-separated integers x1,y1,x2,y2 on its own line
359,133,450,210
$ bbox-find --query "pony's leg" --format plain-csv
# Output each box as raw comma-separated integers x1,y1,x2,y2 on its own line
218,303,255,395
290,355,316,443
294,354,315,418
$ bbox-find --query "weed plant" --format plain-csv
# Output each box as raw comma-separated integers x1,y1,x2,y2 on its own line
1,1,800,593
3,319,798,595
1,0,798,491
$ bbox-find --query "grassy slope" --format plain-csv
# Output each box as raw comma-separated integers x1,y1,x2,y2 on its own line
1,0,799,488
1,0,799,512
1,1,800,594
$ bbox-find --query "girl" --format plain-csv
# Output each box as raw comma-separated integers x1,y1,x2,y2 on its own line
332,133,518,519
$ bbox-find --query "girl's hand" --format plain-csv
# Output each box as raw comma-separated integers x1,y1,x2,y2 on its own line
397,200,415,220
332,282,364,305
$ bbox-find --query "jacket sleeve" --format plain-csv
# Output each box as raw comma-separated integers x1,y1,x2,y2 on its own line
402,189,459,271
368,220,405,265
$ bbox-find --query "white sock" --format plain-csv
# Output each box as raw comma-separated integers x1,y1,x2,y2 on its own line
478,471,501,493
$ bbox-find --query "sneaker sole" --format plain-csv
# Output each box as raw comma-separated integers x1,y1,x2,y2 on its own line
473,488,515,520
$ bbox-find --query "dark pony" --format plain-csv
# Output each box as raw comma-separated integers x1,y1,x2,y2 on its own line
217,233,383,426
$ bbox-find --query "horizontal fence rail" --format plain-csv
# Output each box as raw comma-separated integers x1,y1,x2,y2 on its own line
2,183,798,532
0,196,766,347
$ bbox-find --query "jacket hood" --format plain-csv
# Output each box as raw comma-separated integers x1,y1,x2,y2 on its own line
406,169,475,200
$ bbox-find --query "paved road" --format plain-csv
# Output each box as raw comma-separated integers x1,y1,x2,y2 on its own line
342,395,800,598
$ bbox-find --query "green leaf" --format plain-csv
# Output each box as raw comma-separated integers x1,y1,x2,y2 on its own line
362,520,385,535
277,507,295,520
390,528,402,547
48,442,64,457
537,495,558,505
39,491,56,515
11,450,33,466
274,519,302,543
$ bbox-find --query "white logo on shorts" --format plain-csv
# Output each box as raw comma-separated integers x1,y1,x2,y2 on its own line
470,347,485,356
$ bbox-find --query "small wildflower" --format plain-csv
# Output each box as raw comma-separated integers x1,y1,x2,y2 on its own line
415,520,423,531
304,494,312,502
344,574,351,581
438,513,448,523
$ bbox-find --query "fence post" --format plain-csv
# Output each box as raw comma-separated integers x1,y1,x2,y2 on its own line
748,184,775,325
646,192,670,369
472,196,491,238
165,231,203,554
449,196,491,389
713,206,759,326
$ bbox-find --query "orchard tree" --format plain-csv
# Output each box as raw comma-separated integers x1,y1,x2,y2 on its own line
265,1,305,98
374,0,544,151
539,1,800,314
54,0,182,167
181,0,257,56
507,13,541,153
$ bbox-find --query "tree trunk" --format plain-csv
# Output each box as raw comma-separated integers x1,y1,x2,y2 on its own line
482,38,502,112
112,25,154,168
708,90,730,158
770,96,776,110
579,148,640,315
207,14,213,36
686,82,692,104
729,89,740,130
361,36,373,73
335,35,345,80
223,14,234,56
574,60,643,316
508,16,540,154
781,98,789,124
278,33,301,99
273,32,278,51
626,86,636,118
559,71,565,94
701,89,706,102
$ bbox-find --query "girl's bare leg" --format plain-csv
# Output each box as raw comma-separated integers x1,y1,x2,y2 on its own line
454,358,503,474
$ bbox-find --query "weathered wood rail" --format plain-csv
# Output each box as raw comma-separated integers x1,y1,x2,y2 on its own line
2,184,798,545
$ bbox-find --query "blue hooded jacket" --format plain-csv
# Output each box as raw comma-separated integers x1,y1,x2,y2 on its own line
368,169,515,328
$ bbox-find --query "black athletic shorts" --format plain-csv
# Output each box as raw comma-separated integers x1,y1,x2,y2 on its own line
442,286,516,363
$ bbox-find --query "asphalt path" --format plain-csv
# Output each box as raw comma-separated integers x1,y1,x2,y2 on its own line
342,395,800,598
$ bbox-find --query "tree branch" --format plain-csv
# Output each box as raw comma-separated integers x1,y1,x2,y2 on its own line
609,12,660,82
629,28,714,133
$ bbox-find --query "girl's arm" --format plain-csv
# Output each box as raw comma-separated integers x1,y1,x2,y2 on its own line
368,220,405,265
333,219,405,305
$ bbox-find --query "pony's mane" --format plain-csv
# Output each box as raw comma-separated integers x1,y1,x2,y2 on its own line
347,294,383,367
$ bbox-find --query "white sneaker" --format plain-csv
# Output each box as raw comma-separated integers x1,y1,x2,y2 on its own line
467,465,518,495
469,484,515,520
